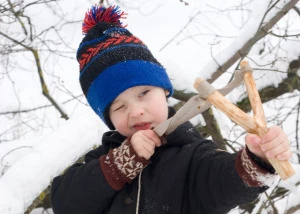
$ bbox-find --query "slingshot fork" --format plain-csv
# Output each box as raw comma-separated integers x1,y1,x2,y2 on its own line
194,61,295,180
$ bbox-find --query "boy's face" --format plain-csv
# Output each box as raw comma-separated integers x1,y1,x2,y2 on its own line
109,86,169,137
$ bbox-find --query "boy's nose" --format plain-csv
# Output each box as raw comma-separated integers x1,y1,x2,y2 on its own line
129,105,144,118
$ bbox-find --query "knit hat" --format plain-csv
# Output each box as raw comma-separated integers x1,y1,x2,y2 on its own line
77,5,173,129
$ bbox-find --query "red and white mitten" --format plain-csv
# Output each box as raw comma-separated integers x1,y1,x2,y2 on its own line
236,147,277,187
100,138,150,190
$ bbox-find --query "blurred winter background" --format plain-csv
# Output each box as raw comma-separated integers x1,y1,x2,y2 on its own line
0,0,299,213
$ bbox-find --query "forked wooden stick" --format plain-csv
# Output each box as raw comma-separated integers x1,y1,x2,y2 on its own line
194,61,295,180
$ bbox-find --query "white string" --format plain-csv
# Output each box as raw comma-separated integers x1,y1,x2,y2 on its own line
135,169,143,214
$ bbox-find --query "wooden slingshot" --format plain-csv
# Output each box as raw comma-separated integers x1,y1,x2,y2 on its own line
194,61,295,180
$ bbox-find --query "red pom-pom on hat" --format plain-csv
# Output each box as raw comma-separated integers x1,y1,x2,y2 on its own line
82,5,127,34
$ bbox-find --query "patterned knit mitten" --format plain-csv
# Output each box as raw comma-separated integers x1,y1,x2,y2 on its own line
236,147,277,187
100,138,150,190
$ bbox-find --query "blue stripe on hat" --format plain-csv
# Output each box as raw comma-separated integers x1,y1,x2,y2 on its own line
86,60,173,121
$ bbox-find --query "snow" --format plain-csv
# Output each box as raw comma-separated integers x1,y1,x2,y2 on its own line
0,0,299,213
199,0,271,80
256,171,280,188
0,109,107,213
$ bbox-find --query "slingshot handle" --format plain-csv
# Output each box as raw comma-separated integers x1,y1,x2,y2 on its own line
240,61,295,180
193,61,295,180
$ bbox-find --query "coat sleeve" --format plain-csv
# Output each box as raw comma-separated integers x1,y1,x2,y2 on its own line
51,146,117,214
190,139,277,214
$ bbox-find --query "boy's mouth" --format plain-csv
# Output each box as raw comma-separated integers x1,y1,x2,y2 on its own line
132,122,152,131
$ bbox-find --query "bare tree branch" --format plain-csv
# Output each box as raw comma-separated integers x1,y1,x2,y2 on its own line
0,94,84,116
293,6,300,16
296,97,300,162
0,31,69,120
207,0,299,83
7,0,28,36
159,10,201,52
269,31,300,38
237,59,300,112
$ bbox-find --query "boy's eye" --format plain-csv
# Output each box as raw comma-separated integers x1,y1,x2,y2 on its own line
113,105,124,112
139,90,150,98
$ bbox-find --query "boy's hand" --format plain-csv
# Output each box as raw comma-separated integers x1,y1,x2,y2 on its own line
245,126,292,162
131,130,162,160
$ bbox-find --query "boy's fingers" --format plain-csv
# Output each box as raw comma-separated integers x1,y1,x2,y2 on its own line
131,130,161,159
261,132,288,152
260,139,283,152
245,133,261,146
264,143,289,158
277,149,293,160
142,138,156,153
133,141,154,160
261,126,281,144
143,130,161,147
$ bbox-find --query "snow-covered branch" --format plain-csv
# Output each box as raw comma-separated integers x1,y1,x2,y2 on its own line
0,110,107,213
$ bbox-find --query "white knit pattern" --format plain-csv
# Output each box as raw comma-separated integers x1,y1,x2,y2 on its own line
241,149,277,186
112,141,144,180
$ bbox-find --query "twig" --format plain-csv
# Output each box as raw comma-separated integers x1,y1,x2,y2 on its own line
0,30,69,120
0,94,83,116
0,146,32,175
296,97,300,162
7,0,28,36
206,0,299,83
159,11,201,52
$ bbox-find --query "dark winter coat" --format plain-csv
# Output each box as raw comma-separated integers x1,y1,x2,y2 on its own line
51,121,270,214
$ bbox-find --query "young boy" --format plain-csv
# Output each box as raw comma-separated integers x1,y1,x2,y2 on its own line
51,5,292,214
